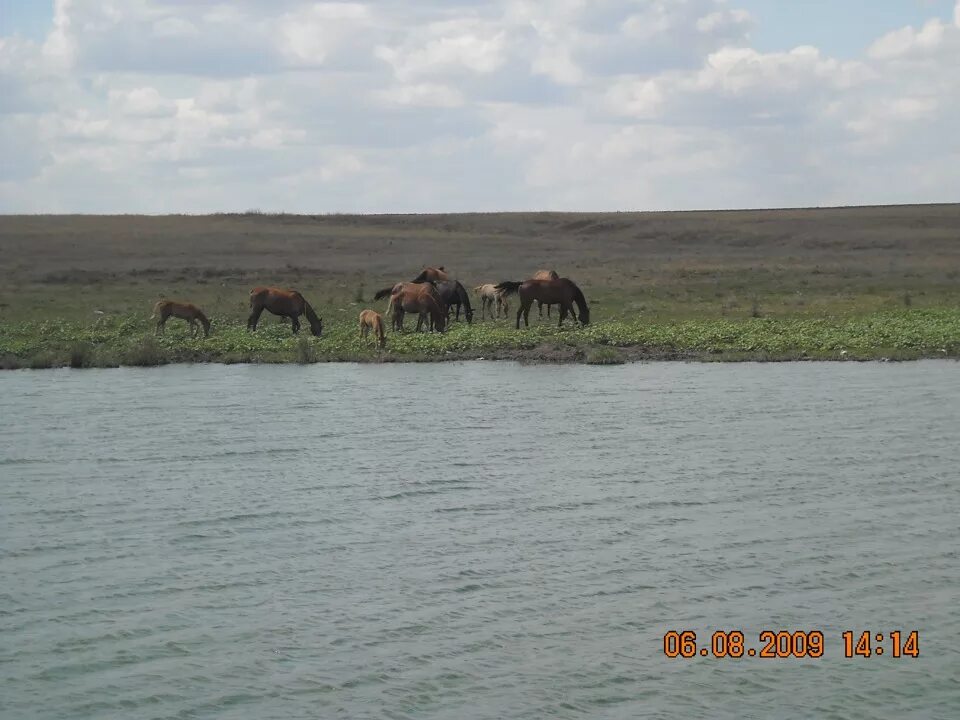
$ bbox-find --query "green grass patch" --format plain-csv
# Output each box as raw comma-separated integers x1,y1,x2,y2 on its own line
1,308,957,368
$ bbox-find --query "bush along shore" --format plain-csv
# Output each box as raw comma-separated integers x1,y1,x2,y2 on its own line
1,309,958,369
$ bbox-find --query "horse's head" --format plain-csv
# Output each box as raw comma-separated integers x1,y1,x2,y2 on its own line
309,316,323,337
579,307,590,325
465,307,474,324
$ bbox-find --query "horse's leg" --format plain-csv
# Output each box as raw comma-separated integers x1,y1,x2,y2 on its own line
156,317,164,335
548,304,552,318
291,314,301,335
538,300,543,318
517,300,532,329
558,304,567,327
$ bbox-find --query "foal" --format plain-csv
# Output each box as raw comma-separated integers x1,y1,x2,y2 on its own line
151,300,211,337
359,309,386,349
474,284,509,320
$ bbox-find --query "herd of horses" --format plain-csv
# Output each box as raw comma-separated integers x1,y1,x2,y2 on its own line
151,266,590,350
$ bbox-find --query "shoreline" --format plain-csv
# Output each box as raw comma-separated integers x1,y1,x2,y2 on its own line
2,349,956,371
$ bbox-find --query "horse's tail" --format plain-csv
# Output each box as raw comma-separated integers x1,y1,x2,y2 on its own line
385,292,398,318
302,298,323,336
373,286,395,300
495,281,522,296
570,282,590,325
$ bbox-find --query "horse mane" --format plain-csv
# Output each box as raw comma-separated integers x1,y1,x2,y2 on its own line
455,281,472,316
566,280,589,324
373,286,395,300
299,296,323,336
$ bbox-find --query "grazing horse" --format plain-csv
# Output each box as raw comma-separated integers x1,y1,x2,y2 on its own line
474,284,510,320
248,287,323,336
387,284,446,333
436,280,473,323
515,278,590,329
374,266,449,300
359,309,386,349
532,270,561,318
151,300,211,337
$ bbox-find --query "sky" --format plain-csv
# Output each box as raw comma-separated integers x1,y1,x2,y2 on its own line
0,0,958,213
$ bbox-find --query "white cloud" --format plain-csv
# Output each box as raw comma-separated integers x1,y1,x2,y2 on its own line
868,19,948,59
109,86,177,117
0,0,958,212
376,19,508,81
372,82,465,108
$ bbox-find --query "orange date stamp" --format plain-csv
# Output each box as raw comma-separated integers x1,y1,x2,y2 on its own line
663,630,919,659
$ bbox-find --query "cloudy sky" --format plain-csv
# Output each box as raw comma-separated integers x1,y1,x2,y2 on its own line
1,0,958,213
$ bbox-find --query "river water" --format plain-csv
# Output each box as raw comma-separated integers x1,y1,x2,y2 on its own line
1,362,958,719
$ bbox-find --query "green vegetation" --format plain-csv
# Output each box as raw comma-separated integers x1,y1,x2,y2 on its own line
1,309,957,369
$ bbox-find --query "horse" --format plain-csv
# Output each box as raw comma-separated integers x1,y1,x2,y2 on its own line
373,266,449,300
386,284,446,333
359,309,386,349
532,270,560,318
474,284,510,320
248,287,323,336
436,280,473,323
384,282,445,331
151,300,211,337
411,266,449,283
515,278,590,329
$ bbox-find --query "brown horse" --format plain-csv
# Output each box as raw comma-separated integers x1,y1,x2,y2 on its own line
373,266,449,300
248,287,323,336
151,300,211,337
411,266,449,283
359,309,386,349
516,278,589,328
532,270,560,318
387,284,446,333
384,282,445,331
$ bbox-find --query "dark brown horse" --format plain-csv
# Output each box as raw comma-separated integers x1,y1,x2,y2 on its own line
387,284,446,333
515,278,589,328
435,280,473,323
373,266,449,300
248,287,323,336
152,300,211,337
